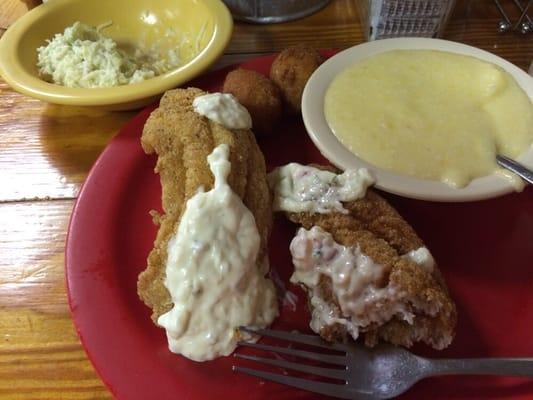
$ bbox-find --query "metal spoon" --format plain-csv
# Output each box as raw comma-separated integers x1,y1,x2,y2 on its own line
496,155,533,185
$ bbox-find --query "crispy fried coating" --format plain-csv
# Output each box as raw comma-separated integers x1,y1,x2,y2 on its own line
287,189,457,350
269,45,323,114
222,68,282,136
137,88,273,323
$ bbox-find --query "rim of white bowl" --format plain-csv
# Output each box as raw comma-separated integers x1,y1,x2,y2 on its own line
302,38,533,202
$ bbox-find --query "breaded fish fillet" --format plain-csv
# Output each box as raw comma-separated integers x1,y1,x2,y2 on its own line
138,88,272,323
285,178,456,350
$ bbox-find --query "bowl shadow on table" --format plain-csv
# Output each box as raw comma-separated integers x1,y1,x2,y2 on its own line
38,103,137,191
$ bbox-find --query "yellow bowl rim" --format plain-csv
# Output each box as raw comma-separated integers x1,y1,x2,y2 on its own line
0,0,233,106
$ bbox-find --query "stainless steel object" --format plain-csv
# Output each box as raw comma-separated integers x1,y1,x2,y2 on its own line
519,22,532,33
356,0,457,41
234,327,533,400
222,0,330,24
494,0,532,33
514,0,532,33
494,0,513,32
497,155,533,185
512,0,533,28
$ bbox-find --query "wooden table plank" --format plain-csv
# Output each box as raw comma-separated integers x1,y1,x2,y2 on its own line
0,200,69,311
0,310,111,400
0,200,111,399
0,0,31,30
445,1,533,70
0,81,136,202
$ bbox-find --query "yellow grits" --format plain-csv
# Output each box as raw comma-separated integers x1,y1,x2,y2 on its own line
324,50,533,188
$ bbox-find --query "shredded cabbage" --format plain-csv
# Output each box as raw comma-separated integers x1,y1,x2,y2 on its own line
36,22,182,88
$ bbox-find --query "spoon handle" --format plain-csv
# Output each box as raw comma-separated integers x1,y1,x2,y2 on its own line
496,155,533,185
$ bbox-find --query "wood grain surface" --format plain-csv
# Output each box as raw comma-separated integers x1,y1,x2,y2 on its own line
0,0,531,399
0,0,30,30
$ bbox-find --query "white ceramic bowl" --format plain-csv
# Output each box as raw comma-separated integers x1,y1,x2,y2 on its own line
302,38,533,202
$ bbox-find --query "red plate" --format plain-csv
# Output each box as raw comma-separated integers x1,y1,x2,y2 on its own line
66,53,533,400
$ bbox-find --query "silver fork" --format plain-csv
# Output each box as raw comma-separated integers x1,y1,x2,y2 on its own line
233,327,533,400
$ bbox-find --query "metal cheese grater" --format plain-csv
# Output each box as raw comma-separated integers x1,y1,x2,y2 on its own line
357,0,456,40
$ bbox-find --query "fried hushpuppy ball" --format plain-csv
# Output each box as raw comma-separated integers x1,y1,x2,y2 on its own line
222,68,282,135
270,45,324,114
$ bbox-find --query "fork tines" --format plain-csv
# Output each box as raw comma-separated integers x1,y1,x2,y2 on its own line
233,327,352,399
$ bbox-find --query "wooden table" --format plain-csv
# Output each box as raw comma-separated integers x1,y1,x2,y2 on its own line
0,1,531,398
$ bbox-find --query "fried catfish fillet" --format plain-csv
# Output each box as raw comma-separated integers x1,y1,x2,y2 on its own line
272,164,456,350
137,88,272,323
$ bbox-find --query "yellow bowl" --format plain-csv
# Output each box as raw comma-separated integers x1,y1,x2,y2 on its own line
0,0,233,110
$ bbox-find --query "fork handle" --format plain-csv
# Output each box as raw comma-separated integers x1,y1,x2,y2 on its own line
426,358,533,377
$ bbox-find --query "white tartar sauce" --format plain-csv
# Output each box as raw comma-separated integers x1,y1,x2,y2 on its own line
158,144,278,362
290,226,414,338
268,164,374,214
402,247,435,272
193,93,252,130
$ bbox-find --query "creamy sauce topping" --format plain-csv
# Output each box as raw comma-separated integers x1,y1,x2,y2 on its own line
158,144,278,361
290,226,414,338
268,163,374,214
402,247,435,272
290,226,434,339
325,50,533,189
193,93,252,130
